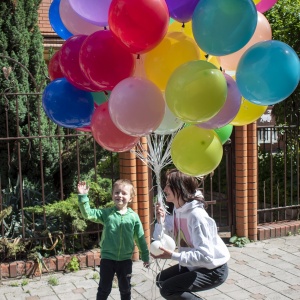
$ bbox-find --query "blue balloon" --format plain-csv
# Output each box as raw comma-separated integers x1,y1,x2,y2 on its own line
236,40,300,105
49,0,73,40
42,78,94,128
192,0,257,56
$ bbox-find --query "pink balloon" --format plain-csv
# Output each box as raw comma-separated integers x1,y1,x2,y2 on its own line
218,12,272,71
76,126,92,132
69,0,111,26
256,0,278,13
79,30,135,91
60,35,101,91
197,74,242,129
91,102,140,152
59,0,104,35
109,77,165,136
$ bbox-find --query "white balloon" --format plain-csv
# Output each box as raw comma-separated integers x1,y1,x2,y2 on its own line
150,240,163,255
160,234,176,252
150,234,176,256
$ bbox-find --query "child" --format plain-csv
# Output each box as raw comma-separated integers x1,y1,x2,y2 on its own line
77,179,150,300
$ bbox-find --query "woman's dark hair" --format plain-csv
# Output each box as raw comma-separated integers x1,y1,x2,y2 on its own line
165,168,207,208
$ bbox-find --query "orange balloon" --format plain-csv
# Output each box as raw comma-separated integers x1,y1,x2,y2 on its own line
218,12,272,71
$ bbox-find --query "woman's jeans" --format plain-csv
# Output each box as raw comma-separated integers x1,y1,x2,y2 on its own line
97,258,132,300
156,263,228,299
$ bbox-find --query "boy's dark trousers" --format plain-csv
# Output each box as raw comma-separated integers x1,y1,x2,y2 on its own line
97,258,133,300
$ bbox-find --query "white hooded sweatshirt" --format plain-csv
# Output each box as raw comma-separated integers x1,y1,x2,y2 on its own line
153,200,230,271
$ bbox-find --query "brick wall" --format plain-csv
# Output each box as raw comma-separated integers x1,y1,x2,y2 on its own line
38,0,54,35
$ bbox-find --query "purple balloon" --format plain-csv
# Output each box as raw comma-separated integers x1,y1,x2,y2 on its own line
197,74,242,129
256,0,278,13
166,0,200,23
68,0,111,26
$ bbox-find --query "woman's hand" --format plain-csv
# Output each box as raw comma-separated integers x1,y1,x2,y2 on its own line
151,246,172,260
155,204,166,224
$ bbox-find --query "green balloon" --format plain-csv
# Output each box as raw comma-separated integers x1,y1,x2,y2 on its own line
165,60,227,124
171,125,223,176
214,124,233,144
92,91,110,105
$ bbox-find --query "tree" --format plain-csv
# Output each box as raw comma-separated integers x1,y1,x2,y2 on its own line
0,0,59,195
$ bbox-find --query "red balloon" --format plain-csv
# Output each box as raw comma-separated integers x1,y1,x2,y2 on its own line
91,102,140,152
108,0,169,54
79,30,135,90
60,35,101,92
48,51,64,80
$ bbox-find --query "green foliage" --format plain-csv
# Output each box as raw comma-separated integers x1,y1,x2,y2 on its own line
229,235,251,248
0,237,28,259
21,279,29,286
48,276,59,286
66,256,80,272
0,0,59,195
258,144,299,208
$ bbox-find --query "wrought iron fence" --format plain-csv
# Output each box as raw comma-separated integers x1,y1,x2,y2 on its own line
257,124,300,223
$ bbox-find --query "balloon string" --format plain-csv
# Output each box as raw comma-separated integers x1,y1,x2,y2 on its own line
131,129,183,226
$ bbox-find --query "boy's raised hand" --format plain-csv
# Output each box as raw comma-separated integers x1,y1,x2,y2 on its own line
77,181,89,194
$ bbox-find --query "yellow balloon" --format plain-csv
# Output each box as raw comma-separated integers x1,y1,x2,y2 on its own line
168,21,207,58
144,32,200,91
253,0,261,4
207,55,221,69
171,125,223,176
165,60,227,123
168,21,193,39
230,98,267,126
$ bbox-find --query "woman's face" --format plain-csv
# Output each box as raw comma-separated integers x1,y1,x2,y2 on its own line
163,182,176,204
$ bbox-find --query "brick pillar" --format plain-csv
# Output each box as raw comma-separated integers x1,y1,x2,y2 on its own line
119,151,139,260
247,123,258,241
235,125,248,237
136,137,151,248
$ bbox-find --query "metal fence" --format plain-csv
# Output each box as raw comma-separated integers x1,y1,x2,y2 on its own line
257,124,300,224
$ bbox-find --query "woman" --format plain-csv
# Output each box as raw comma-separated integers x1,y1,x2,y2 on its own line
152,169,230,299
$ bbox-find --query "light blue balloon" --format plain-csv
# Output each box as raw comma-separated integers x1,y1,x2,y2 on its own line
192,0,257,56
236,40,300,105
42,78,94,128
49,0,73,40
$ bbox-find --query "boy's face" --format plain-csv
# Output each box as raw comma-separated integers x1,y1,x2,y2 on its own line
113,184,133,210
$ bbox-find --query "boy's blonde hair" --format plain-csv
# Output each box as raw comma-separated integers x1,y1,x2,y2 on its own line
113,179,136,199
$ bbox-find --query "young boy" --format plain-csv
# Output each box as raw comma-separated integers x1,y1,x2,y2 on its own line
77,179,150,300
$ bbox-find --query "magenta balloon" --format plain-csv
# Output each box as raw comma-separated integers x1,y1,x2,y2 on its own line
256,0,278,13
69,0,111,26
60,35,101,92
79,30,135,91
59,0,104,35
91,102,140,152
197,74,242,129
109,77,165,137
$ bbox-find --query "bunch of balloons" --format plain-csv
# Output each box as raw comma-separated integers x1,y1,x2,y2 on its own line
43,0,300,177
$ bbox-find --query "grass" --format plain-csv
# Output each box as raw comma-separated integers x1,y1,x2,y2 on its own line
48,276,59,286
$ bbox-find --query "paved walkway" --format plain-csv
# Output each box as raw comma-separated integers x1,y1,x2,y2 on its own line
1,235,300,300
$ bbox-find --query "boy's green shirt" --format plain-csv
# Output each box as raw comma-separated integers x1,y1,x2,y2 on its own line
78,194,149,262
